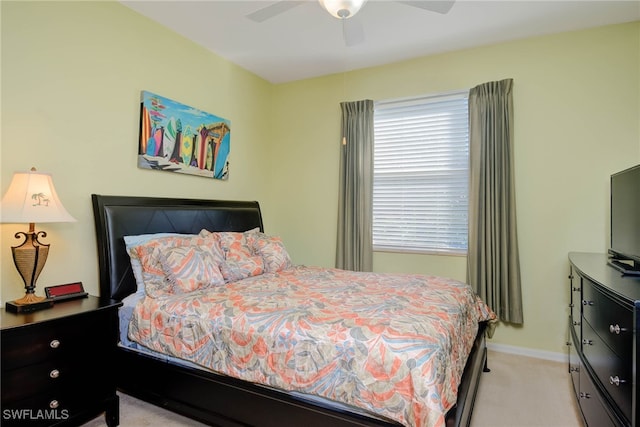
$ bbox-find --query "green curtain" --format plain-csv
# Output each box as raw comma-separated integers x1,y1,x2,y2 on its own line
467,79,523,324
336,100,374,271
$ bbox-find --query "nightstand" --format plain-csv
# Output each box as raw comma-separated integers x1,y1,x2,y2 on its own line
1,295,122,426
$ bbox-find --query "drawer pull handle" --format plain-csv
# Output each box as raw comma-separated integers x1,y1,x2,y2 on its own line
570,367,580,373
582,339,593,346
609,324,626,334
609,376,626,387
49,369,60,379
573,321,581,326
49,400,59,409
582,300,594,306
50,339,60,349
572,287,580,291
579,392,591,399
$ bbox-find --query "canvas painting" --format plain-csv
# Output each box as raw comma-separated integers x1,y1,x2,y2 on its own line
138,91,230,180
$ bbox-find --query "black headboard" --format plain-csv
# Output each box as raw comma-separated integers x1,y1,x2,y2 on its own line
92,194,264,301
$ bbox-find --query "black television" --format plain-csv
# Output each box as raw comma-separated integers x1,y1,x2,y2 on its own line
608,164,640,275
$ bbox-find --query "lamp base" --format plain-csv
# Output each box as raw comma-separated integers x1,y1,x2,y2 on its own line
5,298,54,313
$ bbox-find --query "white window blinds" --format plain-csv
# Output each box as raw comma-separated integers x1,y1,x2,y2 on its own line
373,91,469,254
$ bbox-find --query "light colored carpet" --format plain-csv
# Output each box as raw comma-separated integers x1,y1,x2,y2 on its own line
471,350,583,427
82,350,583,426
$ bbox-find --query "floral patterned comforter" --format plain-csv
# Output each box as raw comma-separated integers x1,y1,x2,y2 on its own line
128,266,496,427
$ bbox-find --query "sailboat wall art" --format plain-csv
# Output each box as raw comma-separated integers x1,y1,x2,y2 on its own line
138,90,231,180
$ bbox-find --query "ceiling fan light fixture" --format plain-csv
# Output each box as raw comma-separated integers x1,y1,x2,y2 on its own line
318,0,368,19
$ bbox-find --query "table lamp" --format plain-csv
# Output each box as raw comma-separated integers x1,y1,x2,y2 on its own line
0,168,76,313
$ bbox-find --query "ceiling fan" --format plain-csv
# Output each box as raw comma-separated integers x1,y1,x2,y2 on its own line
246,0,456,47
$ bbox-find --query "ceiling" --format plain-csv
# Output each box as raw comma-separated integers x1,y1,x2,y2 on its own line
121,0,640,84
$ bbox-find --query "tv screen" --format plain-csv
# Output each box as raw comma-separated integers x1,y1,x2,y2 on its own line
608,164,640,275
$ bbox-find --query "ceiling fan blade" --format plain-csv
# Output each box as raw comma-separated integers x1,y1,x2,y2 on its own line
396,1,455,14
246,1,306,23
343,17,365,47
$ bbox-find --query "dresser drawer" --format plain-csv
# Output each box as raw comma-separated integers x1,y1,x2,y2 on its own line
581,278,632,359
569,270,582,331
568,322,580,396
578,366,619,427
1,309,112,371
570,272,582,339
582,319,632,422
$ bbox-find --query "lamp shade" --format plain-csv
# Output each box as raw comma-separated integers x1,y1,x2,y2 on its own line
0,170,76,224
318,0,367,19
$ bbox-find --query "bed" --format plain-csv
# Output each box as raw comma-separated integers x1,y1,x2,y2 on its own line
91,194,494,427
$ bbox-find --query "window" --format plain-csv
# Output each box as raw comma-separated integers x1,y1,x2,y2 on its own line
373,91,469,255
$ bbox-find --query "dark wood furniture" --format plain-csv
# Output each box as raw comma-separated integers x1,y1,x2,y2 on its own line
1,295,121,427
91,194,490,427
568,252,640,426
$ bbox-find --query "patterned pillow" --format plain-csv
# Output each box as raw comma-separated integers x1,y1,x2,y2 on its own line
158,244,225,293
219,256,265,283
134,234,222,297
217,229,260,261
124,233,187,292
208,229,292,281
211,229,264,282
252,233,292,273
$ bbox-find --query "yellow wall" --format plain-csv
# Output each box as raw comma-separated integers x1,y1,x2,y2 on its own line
1,1,274,299
268,22,640,355
2,1,639,355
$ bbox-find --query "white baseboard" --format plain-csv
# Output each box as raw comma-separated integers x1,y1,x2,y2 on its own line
487,342,567,363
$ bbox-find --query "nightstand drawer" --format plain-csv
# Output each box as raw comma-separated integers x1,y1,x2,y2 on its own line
1,386,112,427
1,309,111,371
2,356,111,403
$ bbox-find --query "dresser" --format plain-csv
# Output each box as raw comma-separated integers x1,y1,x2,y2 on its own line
568,252,640,426
1,296,122,426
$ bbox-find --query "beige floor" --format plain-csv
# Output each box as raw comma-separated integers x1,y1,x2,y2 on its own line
471,350,583,427
83,350,583,427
